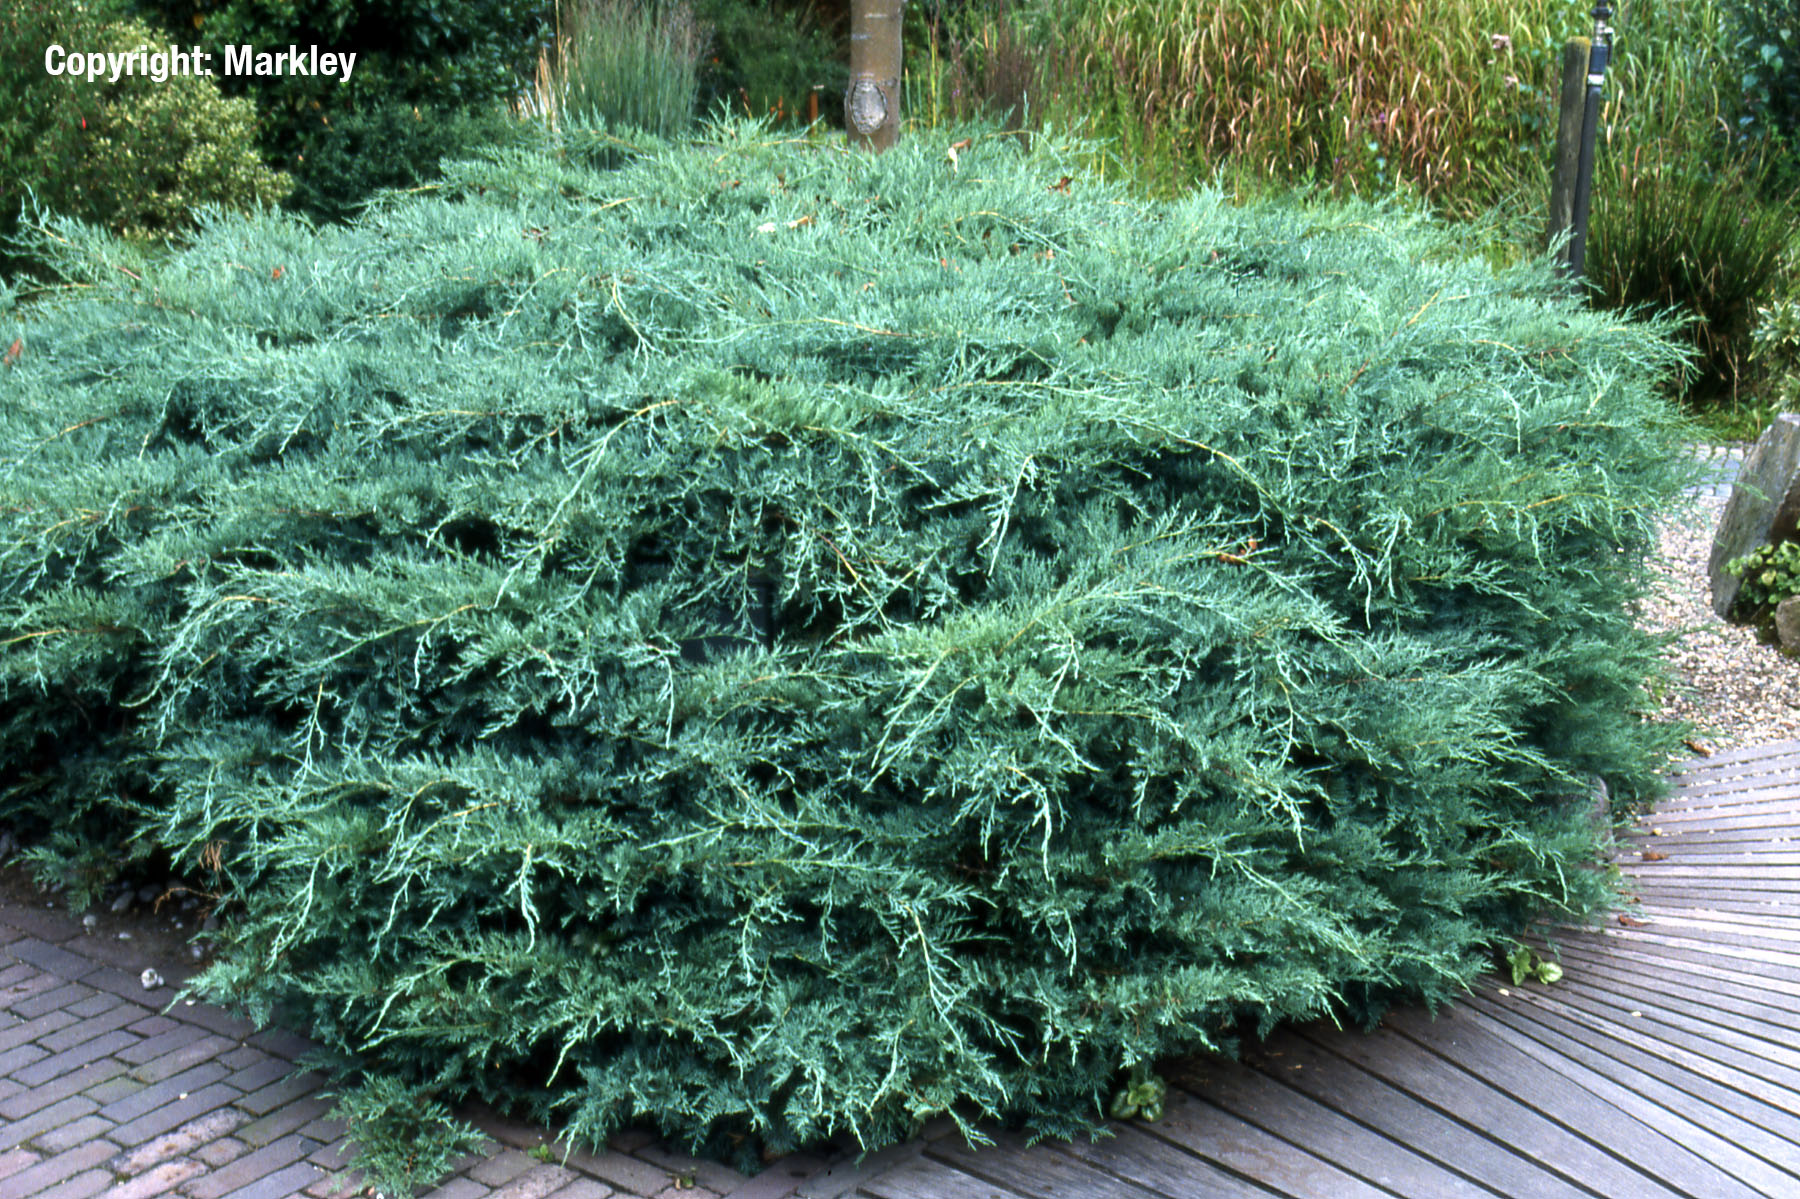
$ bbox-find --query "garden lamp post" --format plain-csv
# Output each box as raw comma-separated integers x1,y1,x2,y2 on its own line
1565,1,1614,279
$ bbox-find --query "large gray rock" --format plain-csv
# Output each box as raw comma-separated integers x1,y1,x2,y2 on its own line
1709,414,1800,618
1778,596,1800,652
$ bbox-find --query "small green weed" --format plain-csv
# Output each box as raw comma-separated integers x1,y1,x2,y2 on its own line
1109,1064,1167,1122
1727,540,1800,611
1505,944,1564,986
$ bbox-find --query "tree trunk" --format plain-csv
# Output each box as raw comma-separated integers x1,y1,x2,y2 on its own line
846,0,904,151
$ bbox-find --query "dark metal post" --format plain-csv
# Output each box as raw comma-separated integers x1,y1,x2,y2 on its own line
1565,2,1614,279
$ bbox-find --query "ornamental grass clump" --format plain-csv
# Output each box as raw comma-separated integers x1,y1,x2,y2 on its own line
0,121,1694,1187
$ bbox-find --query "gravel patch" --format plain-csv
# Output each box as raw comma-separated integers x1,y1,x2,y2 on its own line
1637,452,1800,752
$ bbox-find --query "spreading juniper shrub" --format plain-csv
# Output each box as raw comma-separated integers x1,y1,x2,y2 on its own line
0,121,1695,1190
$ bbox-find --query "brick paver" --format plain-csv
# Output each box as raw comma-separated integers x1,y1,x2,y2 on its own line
107,1081,243,1147
36,1001,137,1050
0,870,863,1199
1,1139,116,1196
110,1107,247,1176
0,1055,130,1121
32,1167,112,1199
0,1009,78,1053
0,1145,43,1180
12,1028,139,1087
544,1182,617,1199
31,1114,115,1154
97,1061,230,1124
0,1096,99,1153
421,1180,497,1199
182,1132,320,1199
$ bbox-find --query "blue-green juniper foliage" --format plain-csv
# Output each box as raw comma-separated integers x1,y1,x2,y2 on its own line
0,120,1693,1185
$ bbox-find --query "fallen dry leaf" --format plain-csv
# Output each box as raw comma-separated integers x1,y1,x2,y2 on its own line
3,338,19,367
1640,849,1668,862
1618,915,1650,928
1682,738,1713,757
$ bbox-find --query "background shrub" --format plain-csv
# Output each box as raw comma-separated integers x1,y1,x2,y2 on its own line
1728,0,1800,188
548,0,709,136
917,0,1742,217
1585,153,1795,403
929,0,1569,209
909,0,1798,434
1752,293,1800,412
0,122,1694,1187
0,2,289,274
127,0,553,220
694,0,840,122
284,102,532,223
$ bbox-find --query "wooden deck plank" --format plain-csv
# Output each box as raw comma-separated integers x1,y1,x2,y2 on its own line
1057,1117,1343,1199
1626,881,1800,908
1289,1023,1686,1198
1628,900,1800,931
1648,788,1800,806
1627,809,1800,834
1660,785,1800,806
1668,745,1800,774
1622,829,1800,852
922,1132,1249,1199
1579,909,1800,953
1472,987,1800,1156
857,1157,1031,1199
1063,1091,1391,1199
1544,923,1800,989
1550,928,1800,992
1476,977,1800,1117
1547,939,1800,1026
1234,1032,1595,1199
1538,975,1800,1092
1626,863,1800,883
1166,1056,1496,1198
1651,746,1799,766
1465,992,1800,1194
1627,835,1800,853
1648,766,1792,792
1632,860,1800,878
1627,890,1800,915
1667,739,1800,770
1571,926,1800,979
1379,1001,1772,1198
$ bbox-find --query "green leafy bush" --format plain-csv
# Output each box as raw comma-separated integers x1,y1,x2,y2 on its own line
1728,0,1800,180
694,0,839,123
0,3,288,272
0,123,1693,1186
1752,294,1800,411
1726,540,1800,613
285,102,532,223
127,0,552,219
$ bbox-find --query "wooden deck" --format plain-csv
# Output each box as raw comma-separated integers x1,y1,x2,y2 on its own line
802,741,1800,1198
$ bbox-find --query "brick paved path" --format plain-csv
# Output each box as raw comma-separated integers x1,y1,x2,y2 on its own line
0,883,860,1199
